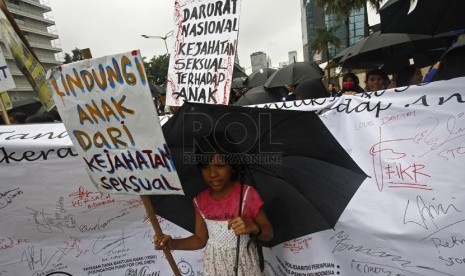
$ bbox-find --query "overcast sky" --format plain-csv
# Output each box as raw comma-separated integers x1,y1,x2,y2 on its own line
48,0,302,73
48,0,380,74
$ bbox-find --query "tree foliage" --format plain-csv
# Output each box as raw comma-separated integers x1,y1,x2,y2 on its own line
63,48,83,64
143,54,170,85
311,25,341,85
316,0,383,41
310,25,341,60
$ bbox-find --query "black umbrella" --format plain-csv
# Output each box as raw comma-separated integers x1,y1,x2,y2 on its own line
234,86,282,106
149,83,166,98
150,102,367,247
231,77,246,89
333,31,453,73
264,62,323,88
432,38,465,81
293,79,329,100
380,0,465,36
244,67,277,88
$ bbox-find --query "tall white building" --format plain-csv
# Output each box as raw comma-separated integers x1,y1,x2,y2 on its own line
288,51,297,64
0,0,62,108
250,51,271,73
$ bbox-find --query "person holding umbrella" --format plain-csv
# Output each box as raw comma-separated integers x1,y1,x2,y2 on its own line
154,134,273,276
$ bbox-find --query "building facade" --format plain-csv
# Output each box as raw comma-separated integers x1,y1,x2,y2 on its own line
250,51,271,73
288,50,298,64
301,0,325,63
0,0,62,107
301,0,365,63
325,8,365,60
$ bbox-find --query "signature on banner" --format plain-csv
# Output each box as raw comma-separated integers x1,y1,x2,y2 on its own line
20,245,69,276
283,236,313,254
370,113,465,192
0,188,23,209
92,229,133,258
69,186,116,212
57,237,89,262
369,129,431,192
0,238,29,252
27,198,78,234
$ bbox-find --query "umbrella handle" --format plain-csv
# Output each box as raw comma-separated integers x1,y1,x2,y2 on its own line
140,196,181,276
234,170,246,276
234,235,240,276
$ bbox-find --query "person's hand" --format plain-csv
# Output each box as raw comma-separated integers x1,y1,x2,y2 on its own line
228,217,258,236
153,234,172,250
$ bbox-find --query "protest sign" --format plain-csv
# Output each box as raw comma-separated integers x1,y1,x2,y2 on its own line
0,47,15,92
0,47,14,122
46,50,183,196
166,0,242,106
0,3,55,111
0,47,14,121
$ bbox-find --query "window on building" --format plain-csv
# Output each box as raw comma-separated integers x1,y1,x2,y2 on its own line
13,14,25,25
8,0,20,6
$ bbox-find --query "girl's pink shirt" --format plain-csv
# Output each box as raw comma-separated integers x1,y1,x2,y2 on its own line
194,182,263,222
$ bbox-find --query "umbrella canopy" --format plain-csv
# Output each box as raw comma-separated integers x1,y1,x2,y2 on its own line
149,83,166,98
380,0,465,36
245,68,277,88
293,79,329,100
231,77,247,89
432,38,465,81
333,31,453,73
264,62,323,88
234,86,281,106
151,102,367,247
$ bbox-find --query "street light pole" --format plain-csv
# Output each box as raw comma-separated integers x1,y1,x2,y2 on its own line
141,30,174,55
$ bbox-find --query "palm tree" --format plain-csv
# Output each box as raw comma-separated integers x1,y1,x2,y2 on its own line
310,25,341,85
316,0,351,47
316,0,383,42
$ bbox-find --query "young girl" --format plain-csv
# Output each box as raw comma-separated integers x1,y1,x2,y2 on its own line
154,135,273,276
365,68,395,92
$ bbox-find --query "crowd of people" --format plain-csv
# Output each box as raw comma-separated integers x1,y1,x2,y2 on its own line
229,53,464,105
4,107,61,125
227,31,465,105
3,31,465,124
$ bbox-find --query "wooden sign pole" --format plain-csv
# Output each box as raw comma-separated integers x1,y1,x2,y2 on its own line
140,196,181,276
0,96,10,124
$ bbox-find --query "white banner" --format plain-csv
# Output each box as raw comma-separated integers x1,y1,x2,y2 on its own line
0,47,16,92
1,77,465,276
166,0,242,106
46,51,182,196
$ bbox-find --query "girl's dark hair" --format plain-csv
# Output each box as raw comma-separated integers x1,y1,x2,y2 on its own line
342,72,360,85
195,132,240,181
365,68,390,83
9,112,28,124
25,113,55,124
